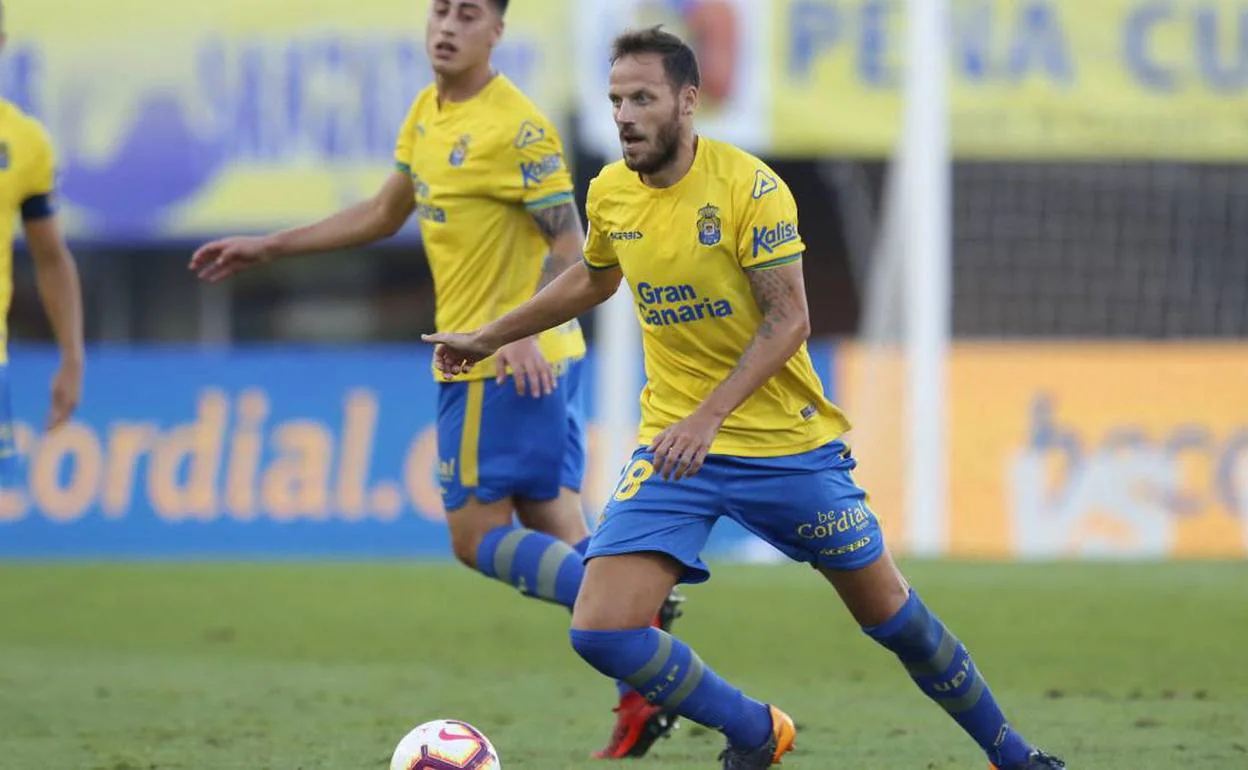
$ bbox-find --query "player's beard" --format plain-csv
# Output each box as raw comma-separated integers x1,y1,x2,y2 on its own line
624,106,682,176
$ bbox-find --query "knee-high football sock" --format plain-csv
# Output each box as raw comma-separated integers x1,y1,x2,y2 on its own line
475,524,584,608
864,589,1033,767
570,627,773,751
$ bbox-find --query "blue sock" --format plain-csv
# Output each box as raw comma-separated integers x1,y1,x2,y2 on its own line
570,627,773,751
864,590,1033,768
476,525,583,608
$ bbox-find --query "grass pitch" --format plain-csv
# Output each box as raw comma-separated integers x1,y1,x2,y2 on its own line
1,560,1245,769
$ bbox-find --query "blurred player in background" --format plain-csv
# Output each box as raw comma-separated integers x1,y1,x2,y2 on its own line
425,27,1066,770
190,0,683,759
0,0,86,486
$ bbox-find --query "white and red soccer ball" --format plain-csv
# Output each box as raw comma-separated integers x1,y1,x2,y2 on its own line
390,719,501,770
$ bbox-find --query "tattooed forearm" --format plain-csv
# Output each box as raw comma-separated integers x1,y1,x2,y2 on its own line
696,261,810,421
531,201,586,291
745,264,798,340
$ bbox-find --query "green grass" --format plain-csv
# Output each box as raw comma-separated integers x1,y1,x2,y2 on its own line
1,561,1245,769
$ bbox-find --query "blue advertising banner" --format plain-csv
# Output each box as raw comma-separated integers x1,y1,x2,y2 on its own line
0,345,837,560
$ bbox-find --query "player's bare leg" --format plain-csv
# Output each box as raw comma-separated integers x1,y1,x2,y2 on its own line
570,554,794,769
515,489,590,545
819,549,1065,769
446,496,516,570
518,496,687,760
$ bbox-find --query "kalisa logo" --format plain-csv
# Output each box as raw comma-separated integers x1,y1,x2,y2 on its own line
752,221,800,257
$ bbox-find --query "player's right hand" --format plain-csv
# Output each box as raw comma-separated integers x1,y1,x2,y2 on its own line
422,331,498,380
189,235,276,283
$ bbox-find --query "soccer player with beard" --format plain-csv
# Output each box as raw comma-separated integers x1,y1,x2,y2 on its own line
191,2,684,758
424,26,1067,770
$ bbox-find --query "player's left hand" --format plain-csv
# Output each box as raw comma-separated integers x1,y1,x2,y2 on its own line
47,358,82,432
422,331,497,379
649,409,723,481
494,337,555,398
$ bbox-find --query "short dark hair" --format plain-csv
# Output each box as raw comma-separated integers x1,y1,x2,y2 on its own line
610,26,701,92
490,0,509,14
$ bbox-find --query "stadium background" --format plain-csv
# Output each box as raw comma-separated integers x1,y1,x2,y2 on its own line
1,0,1246,562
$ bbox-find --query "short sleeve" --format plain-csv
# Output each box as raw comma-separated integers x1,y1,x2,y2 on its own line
502,114,574,212
582,179,618,271
736,166,805,271
394,99,421,175
20,118,56,221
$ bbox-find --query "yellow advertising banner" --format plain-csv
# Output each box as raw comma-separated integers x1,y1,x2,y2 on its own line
773,0,1248,160
2,0,571,242
841,343,1248,560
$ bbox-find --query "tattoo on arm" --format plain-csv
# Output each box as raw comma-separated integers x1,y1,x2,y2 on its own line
531,201,582,240
722,266,803,381
746,266,799,340
530,201,585,291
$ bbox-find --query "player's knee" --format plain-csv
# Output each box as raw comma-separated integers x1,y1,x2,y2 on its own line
448,523,485,570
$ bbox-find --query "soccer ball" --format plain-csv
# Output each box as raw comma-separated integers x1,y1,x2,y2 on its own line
390,719,502,770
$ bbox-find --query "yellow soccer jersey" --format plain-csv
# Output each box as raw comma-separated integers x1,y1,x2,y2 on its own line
584,137,851,457
0,100,56,364
395,74,586,381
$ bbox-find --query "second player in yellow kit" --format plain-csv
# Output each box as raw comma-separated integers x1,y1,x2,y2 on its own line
393,72,591,513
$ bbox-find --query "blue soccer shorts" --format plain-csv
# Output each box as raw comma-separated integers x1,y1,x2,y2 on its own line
436,356,586,512
586,440,885,583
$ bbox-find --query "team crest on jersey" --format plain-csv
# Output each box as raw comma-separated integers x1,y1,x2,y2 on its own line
416,123,426,136
449,134,471,167
0,142,9,170
514,120,545,149
697,203,722,247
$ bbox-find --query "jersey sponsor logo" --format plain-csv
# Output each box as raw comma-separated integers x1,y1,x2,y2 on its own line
752,221,800,257
449,134,471,167
514,120,546,149
636,281,734,327
609,230,644,241
752,168,778,199
696,202,722,246
519,152,563,189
